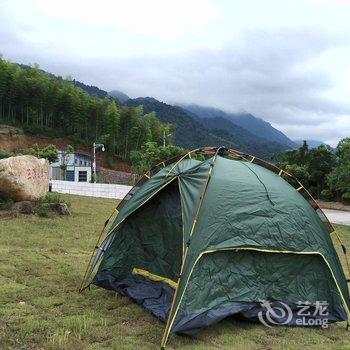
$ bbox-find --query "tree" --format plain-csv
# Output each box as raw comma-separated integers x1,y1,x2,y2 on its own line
60,145,74,180
308,145,336,197
284,164,310,185
24,144,58,163
37,145,59,163
280,141,335,198
106,101,120,163
282,141,309,166
130,142,184,173
327,138,350,198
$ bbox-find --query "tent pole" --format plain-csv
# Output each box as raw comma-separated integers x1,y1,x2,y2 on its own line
160,147,223,348
160,246,188,348
333,229,350,278
165,149,197,177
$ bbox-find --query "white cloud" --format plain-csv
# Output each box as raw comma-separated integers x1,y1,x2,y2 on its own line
0,0,349,145
35,0,220,38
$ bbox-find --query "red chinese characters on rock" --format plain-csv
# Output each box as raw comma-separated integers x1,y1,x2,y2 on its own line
0,155,49,201
26,167,49,181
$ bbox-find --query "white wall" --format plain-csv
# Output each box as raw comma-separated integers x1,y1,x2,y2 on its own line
51,180,132,199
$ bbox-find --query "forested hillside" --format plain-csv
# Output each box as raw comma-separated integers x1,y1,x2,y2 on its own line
0,57,173,163
126,97,289,158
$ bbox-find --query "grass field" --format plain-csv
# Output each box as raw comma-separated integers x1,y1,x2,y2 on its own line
1,194,350,350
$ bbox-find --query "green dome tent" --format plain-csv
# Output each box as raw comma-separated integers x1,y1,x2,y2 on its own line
80,147,350,349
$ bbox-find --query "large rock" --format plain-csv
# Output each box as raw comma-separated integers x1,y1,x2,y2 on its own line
0,155,49,201
11,201,37,214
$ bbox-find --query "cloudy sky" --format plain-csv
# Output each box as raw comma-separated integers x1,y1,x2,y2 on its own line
1,0,350,145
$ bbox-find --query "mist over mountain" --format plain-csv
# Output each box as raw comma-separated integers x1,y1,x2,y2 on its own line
125,97,291,158
64,76,297,158
179,104,297,148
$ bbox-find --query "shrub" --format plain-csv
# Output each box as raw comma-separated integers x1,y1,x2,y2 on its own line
39,192,71,208
0,150,14,159
90,173,97,183
19,144,58,163
342,192,350,203
37,206,50,218
0,197,13,210
320,189,333,201
40,192,62,204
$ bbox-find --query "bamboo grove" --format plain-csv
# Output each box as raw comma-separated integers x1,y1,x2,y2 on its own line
0,56,174,161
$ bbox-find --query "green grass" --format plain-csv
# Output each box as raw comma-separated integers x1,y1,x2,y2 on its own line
0,194,350,349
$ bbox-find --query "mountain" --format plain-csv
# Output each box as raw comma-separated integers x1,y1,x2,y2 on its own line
126,97,238,150
191,115,291,157
126,97,289,158
10,60,292,160
109,90,130,103
179,104,296,148
294,139,327,149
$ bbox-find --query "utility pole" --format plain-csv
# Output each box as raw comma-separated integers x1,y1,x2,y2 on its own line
92,142,105,182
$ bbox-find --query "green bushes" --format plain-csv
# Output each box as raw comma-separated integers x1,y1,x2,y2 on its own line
90,174,97,183
0,197,13,210
39,192,62,204
0,144,58,162
130,142,184,173
320,189,333,201
280,138,350,200
342,193,350,203
0,150,14,159
39,192,70,208
36,206,50,218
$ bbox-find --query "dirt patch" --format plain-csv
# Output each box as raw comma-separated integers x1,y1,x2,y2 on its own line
0,125,133,172
0,210,15,220
317,200,350,212
97,167,140,185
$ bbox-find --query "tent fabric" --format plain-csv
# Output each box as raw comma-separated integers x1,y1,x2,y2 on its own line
89,152,350,348
93,271,174,322
174,156,349,312
171,250,347,333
